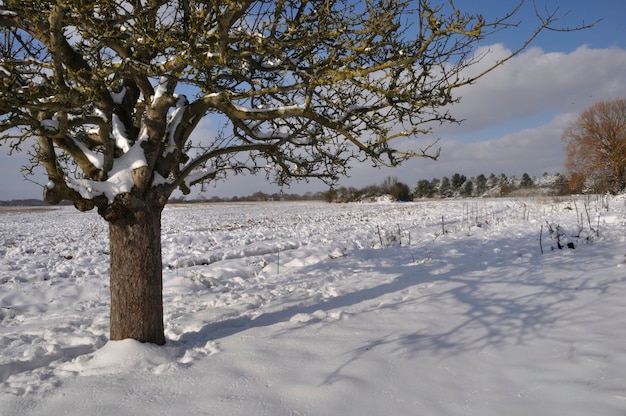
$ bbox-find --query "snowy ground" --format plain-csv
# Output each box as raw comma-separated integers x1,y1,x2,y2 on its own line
1,197,625,415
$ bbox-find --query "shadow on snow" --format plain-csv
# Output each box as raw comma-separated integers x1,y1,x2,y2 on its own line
176,235,620,364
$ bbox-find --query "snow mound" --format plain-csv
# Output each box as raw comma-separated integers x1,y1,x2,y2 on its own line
57,338,222,376
57,339,176,376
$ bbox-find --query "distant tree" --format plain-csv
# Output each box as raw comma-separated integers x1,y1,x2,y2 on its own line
391,181,412,201
563,98,626,194
414,179,433,198
428,178,441,198
336,187,349,202
475,174,488,196
552,173,571,195
439,176,451,197
382,176,411,201
520,173,534,188
251,191,269,201
323,188,338,203
497,173,516,195
460,179,473,197
451,173,467,191
381,176,399,194
0,1,582,344
360,184,383,199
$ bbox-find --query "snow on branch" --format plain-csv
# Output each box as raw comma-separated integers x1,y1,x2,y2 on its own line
65,137,148,203
112,114,131,153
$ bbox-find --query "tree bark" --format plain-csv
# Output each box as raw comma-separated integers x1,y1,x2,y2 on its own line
109,205,165,345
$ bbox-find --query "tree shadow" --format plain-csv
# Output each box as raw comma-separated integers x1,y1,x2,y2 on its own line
312,241,622,386
175,259,437,345
176,234,622,370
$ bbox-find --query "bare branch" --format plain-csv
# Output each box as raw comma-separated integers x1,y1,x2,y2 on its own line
0,0,590,212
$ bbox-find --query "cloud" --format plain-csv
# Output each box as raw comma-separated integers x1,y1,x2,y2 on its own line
335,111,572,189
431,112,574,176
440,44,626,135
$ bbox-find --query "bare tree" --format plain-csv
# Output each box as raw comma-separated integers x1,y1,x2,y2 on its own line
563,99,626,194
0,0,579,344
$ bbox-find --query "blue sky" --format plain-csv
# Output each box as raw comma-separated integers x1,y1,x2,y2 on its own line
2,1,626,200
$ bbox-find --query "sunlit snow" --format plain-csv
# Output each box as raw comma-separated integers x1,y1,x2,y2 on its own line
111,114,131,153
0,197,625,415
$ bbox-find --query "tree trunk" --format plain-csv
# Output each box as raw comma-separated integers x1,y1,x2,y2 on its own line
108,205,165,345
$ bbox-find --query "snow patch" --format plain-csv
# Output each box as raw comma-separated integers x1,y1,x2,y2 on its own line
73,139,104,169
164,94,188,155
111,114,130,153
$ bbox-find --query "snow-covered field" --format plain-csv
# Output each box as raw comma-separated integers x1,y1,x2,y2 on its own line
1,197,625,415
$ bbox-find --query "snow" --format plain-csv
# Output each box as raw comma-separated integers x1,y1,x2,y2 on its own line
109,87,126,105
65,136,148,202
1,197,625,415
73,139,104,169
39,118,58,132
182,167,217,188
111,114,130,153
232,102,304,114
152,76,169,105
151,172,169,187
165,94,188,154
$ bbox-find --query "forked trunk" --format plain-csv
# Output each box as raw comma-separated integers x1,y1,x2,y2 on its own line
108,205,165,345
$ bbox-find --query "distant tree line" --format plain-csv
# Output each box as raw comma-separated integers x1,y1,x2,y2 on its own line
0,172,573,206
0,199,53,207
322,172,571,203
173,172,573,204
322,176,412,203
171,176,412,204
412,172,570,199
170,190,326,203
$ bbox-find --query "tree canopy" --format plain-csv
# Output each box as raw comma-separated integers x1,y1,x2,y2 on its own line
0,0,567,216
563,98,626,194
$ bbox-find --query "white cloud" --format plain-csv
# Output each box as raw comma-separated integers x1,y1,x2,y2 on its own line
428,112,575,177
440,44,626,135
336,112,572,188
